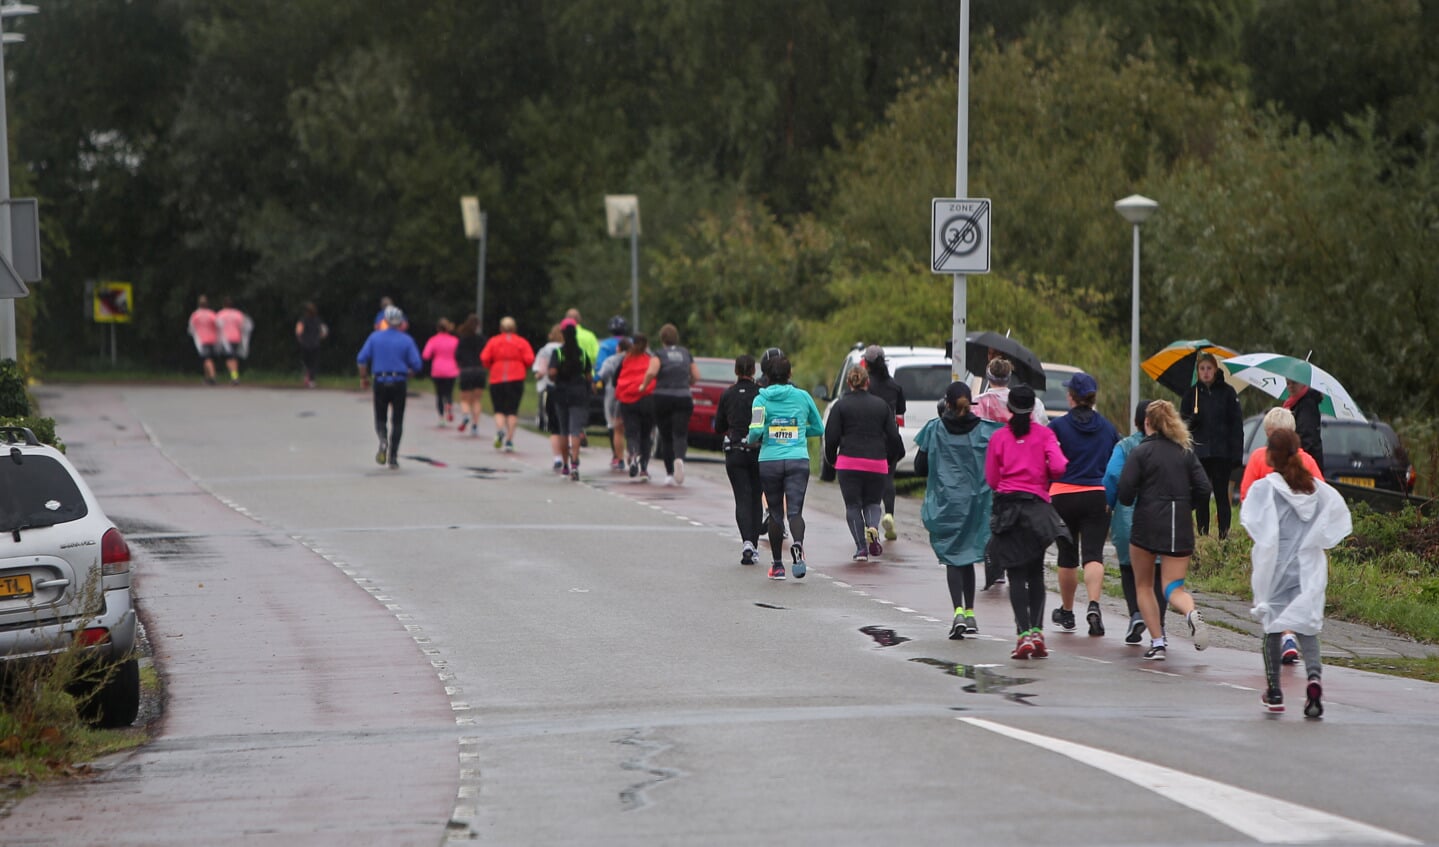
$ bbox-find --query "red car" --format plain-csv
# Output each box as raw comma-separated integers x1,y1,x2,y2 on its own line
688,357,737,449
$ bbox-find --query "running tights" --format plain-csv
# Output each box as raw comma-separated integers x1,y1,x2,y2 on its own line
433,378,455,417
1263,632,1322,690
837,469,885,552
372,381,407,456
1007,559,1047,634
724,455,763,546
947,565,976,612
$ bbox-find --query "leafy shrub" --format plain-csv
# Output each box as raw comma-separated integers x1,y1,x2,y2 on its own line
0,359,28,417
0,415,62,450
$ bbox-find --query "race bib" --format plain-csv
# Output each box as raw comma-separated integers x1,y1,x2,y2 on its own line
768,416,800,442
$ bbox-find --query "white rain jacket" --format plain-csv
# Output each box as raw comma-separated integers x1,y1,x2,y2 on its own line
1240,473,1352,635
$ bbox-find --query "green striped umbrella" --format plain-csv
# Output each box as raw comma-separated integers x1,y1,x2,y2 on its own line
1222,354,1365,421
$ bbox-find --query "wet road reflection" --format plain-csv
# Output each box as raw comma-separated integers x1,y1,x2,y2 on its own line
909,658,1038,704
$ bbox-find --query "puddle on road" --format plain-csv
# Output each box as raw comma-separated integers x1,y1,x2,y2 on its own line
462,465,518,480
859,625,911,648
909,658,1037,704
402,454,449,468
754,602,786,610
297,410,317,418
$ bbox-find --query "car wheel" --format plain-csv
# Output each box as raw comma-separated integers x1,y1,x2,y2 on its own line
81,657,141,728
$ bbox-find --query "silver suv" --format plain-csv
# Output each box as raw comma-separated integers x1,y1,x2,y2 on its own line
0,427,139,727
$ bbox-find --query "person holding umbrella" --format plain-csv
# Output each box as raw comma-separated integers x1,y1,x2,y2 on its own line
1181,352,1244,539
1285,379,1324,464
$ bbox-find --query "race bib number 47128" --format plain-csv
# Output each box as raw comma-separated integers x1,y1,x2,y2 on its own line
768,416,800,441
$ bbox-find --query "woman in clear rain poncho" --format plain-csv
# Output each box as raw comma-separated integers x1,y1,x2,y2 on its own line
1240,428,1352,717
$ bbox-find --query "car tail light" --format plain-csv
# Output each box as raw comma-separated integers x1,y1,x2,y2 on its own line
77,627,111,646
1405,465,1417,493
101,527,131,576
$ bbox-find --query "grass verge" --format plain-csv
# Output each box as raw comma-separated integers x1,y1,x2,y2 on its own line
1326,656,1439,684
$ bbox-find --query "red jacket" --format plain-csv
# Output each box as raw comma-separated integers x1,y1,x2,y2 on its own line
480,333,536,384
616,353,657,404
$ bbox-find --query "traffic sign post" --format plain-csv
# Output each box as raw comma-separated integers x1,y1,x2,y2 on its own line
931,198,991,275
93,281,132,366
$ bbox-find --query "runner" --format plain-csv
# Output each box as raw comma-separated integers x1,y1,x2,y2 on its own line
480,316,536,452
1116,400,1213,660
453,314,486,436
356,305,423,470
823,367,904,562
215,297,253,385
1103,401,1167,645
294,302,328,388
616,333,660,482
861,346,906,540
187,295,220,385
1241,429,1352,716
532,324,566,472
974,358,1049,425
714,354,764,564
421,317,459,427
596,316,631,470
748,355,824,580
653,324,700,486
1047,372,1120,637
914,381,1000,639
564,308,600,364
1182,352,1244,538
547,321,594,480
984,385,1069,659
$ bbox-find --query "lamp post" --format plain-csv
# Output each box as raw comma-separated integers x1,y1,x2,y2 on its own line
1114,194,1159,430
0,3,39,363
459,196,487,331
604,195,640,334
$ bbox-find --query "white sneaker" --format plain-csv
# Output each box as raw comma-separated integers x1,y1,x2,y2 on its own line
674,459,685,485
664,475,675,486
1187,609,1209,651
881,513,896,540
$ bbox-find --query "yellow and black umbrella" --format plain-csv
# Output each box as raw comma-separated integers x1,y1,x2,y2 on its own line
1141,339,1241,397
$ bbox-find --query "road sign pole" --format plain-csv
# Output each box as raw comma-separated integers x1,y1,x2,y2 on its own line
951,0,970,385
477,211,487,333
629,210,640,334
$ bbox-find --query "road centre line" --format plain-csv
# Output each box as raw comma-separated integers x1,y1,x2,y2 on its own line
959,718,1419,845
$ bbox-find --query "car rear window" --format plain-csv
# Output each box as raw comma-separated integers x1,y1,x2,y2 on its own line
894,364,955,402
0,454,90,531
1324,423,1394,458
695,360,734,382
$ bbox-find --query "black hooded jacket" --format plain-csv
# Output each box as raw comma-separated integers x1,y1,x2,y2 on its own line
1181,371,1244,464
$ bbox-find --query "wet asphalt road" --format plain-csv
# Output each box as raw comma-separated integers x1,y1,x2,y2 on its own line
5,384,1439,846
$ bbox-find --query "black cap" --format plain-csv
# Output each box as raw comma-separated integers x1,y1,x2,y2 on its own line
945,381,972,405
1007,385,1036,414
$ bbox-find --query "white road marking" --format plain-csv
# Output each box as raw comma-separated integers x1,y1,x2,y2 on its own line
959,718,1419,844
1139,668,1181,677
1071,655,1112,664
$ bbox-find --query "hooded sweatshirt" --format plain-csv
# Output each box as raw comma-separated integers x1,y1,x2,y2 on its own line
1240,473,1351,635
748,383,824,462
1049,407,1120,487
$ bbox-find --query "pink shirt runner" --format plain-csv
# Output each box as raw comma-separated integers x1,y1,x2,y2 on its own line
422,333,460,379
189,308,218,346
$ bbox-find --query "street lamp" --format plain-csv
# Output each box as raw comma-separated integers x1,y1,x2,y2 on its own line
0,3,39,362
1114,193,1158,431
604,194,640,334
459,196,487,332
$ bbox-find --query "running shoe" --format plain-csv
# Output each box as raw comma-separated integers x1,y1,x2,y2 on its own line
964,611,978,634
1052,607,1077,632
865,526,882,557
1280,633,1300,664
570,467,580,482
387,460,399,470
437,417,447,428
1125,613,1146,645
741,544,756,566
610,457,624,471
1262,688,1285,713
470,423,478,437
639,469,650,483
768,562,786,580
447,407,454,422
664,475,675,487
1143,643,1167,661
561,464,571,478
949,609,966,640
628,456,639,478
1011,634,1034,660
553,458,564,474
504,441,515,453
1187,609,1209,651
881,513,897,540
1029,629,1049,659
790,544,806,579
458,416,470,433
375,441,387,466
1087,601,1105,637
494,431,504,449
674,459,685,485
1303,680,1323,719
852,549,869,562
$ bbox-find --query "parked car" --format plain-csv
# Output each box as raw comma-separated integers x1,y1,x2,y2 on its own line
688,356,735,449
1233,414,1416,497
0,427,139,727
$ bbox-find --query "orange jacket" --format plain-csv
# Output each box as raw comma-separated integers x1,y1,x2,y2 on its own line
480,333,536,384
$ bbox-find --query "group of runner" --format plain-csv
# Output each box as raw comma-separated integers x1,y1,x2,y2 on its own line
186,295,255,385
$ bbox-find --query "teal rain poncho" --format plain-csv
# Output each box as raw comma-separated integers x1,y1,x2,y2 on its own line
916,413,1002,566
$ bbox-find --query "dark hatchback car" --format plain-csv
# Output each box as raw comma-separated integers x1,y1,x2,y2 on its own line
1234,414,1416,495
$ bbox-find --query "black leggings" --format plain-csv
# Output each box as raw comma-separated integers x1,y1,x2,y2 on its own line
724,452,763,546
1263,632,1322,690
652,394,693,475
947,565,976,612
1052,489,1109,567
621,398,656,473
882,463,897,515
433,378,455,416
1194,457,1236,537
1007,558,1047,634
837,469,885,551
372,381,408,455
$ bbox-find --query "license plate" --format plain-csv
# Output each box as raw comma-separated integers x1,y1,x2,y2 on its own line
0,574,34,600
1338,476,1375,488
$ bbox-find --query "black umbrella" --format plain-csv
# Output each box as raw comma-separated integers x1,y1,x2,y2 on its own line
965,332,1046,391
